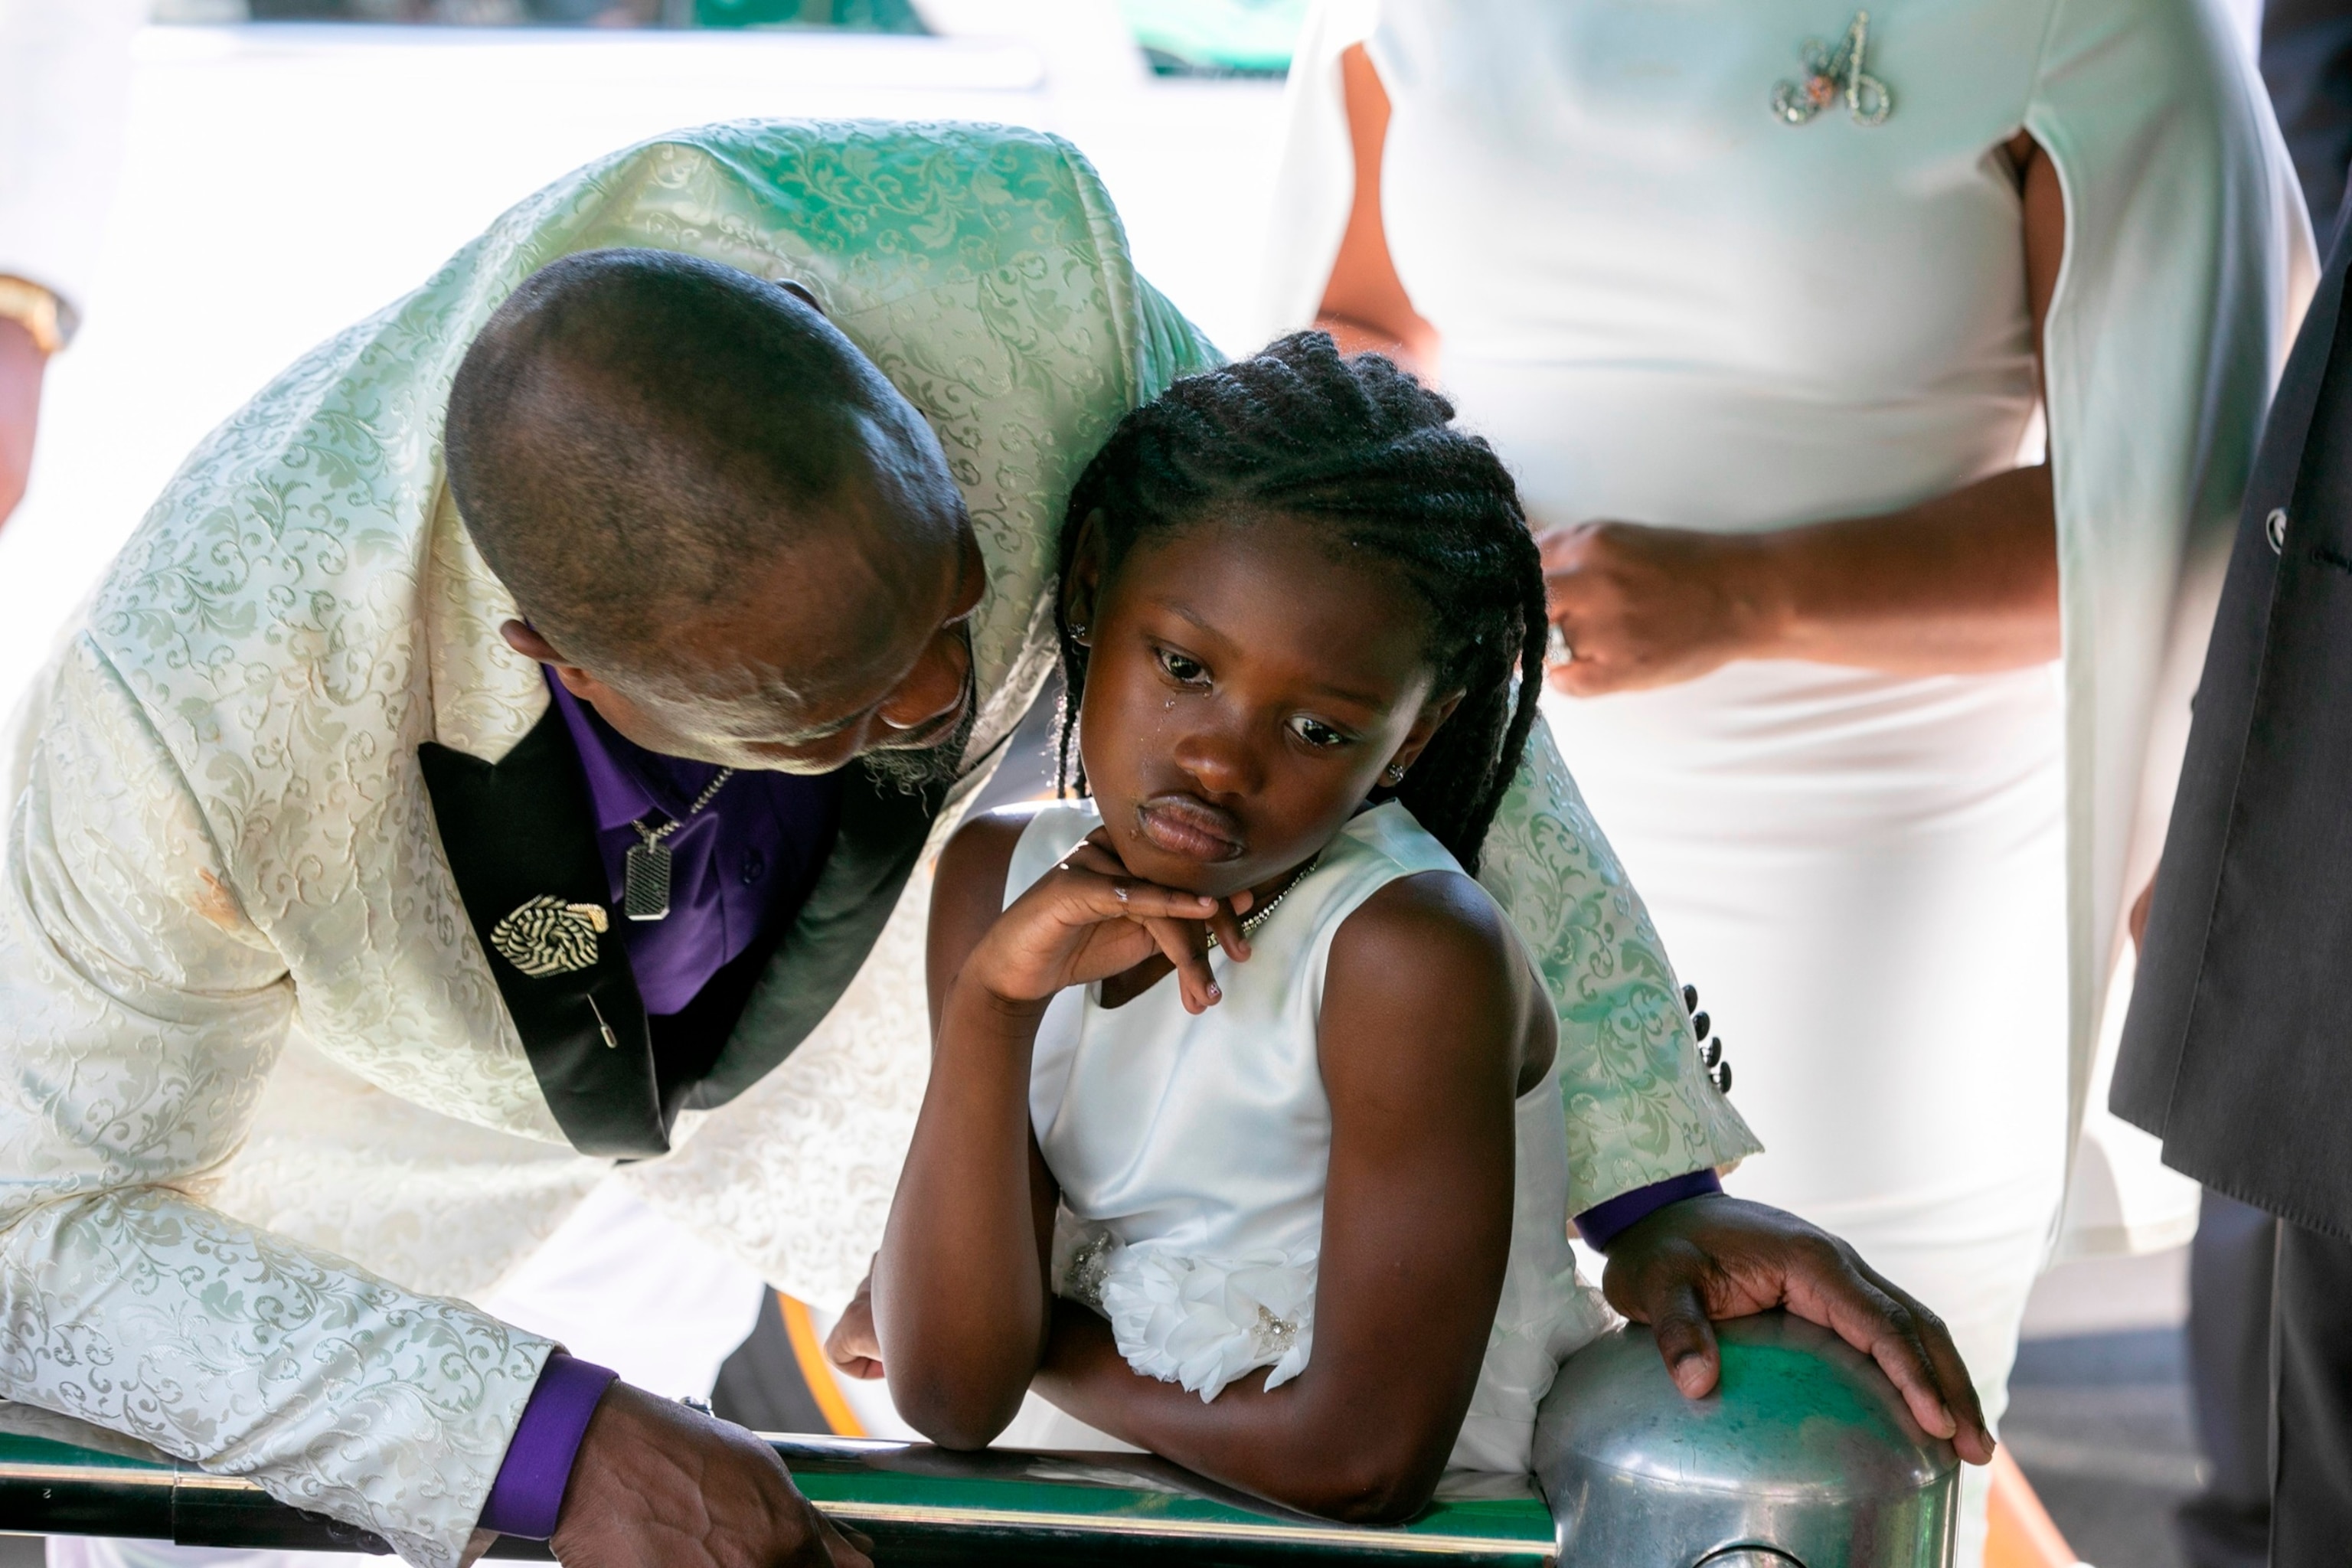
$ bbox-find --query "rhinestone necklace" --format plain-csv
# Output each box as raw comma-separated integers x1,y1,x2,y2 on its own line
622,766,735,922
1205,852,1321,952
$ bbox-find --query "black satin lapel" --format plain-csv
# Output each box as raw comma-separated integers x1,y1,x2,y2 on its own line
685,760,945,1109
418,707,669,1158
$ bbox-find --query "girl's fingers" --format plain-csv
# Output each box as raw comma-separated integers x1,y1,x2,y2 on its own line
1083,879,1217,923
1206,898,1251,960
1053,846,1221,926
1062,840,1129,877
1047,853,1214,920
1142,915,1222,1012
1053,831,1237,995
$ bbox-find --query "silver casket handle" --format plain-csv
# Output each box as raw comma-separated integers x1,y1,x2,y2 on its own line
1534,1309,1960,1568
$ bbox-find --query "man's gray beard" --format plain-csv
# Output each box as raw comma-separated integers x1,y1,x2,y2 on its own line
860,681,977,795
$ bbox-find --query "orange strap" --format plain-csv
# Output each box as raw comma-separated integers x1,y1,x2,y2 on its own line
1985,1446,2077,1568
778,1293,867,1438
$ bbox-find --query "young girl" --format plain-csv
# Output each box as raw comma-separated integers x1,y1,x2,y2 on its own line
865,333,1602,1520
865,335,1986,1521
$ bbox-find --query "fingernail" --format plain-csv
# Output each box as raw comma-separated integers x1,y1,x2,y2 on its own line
1206,982,1221,1001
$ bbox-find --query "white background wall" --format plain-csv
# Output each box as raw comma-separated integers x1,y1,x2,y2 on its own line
0,11,1288,710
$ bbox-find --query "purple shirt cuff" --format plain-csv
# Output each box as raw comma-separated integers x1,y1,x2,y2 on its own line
1573,1168,1723,1251
478,1351,619,1539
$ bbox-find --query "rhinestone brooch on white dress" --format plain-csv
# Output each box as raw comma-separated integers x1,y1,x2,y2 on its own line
1250,1303,1302,1358
1772,11,1893,127
1063,1230,1116,1308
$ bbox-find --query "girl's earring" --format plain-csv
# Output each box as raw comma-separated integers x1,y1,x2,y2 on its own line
1383,762,1406,786
1069,621,1089,643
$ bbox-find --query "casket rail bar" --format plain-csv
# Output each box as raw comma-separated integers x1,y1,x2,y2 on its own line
0,1429,1558,1565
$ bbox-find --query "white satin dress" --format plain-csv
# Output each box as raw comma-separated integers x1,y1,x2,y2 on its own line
1011,800,1612,1472
1363,2,2072,1557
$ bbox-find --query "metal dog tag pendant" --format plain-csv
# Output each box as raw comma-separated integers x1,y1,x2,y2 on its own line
624,839,673,921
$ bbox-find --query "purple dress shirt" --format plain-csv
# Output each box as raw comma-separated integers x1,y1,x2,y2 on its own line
1573,1168,1723,1250
547,674,841,1014
479,1353,617,1537
480,678,844,1538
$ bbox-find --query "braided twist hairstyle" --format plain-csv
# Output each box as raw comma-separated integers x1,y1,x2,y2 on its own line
1054,332,1547,874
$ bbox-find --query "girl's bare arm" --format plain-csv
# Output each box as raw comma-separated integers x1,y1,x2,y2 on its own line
1032,870,1538,1522
872,816,1055,1446
876,816,1236,1447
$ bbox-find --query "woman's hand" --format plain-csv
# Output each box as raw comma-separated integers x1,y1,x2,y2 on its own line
1539,522,1775,696
1602,1193,1995,1465
960,831,1252,1015
1540,464,2060,694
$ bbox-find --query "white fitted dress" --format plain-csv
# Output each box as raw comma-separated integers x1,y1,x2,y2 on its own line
1357,0,2078,1499
1360,0,2080,1311
1008,800,1612,1472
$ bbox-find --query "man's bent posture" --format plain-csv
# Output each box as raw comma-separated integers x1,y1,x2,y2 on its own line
0,123,1754,1566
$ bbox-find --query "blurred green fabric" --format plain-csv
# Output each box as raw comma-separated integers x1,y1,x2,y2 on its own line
693,0,923,32
1117,0,1305,74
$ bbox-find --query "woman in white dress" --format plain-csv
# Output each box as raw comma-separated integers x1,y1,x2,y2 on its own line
1260,0,2308,1558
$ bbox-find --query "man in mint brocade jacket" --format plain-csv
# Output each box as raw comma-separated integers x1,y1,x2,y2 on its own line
0,120,1958,1567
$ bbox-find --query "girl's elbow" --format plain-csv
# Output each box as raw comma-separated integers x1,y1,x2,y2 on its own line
1317,1478,1438,1527
904,1403,1010,1452
1282,1450,1442,1525
890,1366,1026,1452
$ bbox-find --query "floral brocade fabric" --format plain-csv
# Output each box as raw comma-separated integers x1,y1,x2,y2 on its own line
1481,720,1759,1195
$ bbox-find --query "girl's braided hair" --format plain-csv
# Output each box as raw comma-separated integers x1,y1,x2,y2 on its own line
1054,332,1547,874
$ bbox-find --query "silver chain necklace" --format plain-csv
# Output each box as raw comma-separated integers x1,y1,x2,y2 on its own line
623,767,735,922
1204,853,1321,952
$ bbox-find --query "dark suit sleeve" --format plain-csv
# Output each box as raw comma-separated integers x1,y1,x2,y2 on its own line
2112,215,2352,1238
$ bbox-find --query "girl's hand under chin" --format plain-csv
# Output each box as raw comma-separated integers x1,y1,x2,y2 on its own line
961,829,1253,1015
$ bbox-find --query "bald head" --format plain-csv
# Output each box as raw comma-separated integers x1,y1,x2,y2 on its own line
445,248,963,697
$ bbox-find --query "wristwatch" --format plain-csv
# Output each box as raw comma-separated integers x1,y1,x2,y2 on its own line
0,276,78,357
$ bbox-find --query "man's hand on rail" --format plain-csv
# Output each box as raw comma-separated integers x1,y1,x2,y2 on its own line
1600,1193,1996,1465
550,1380,872,1568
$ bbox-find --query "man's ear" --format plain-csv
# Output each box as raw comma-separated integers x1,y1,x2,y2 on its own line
501,618,602,702
1387,688,1466,775
500,618,566,665
1061,508,1109,642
